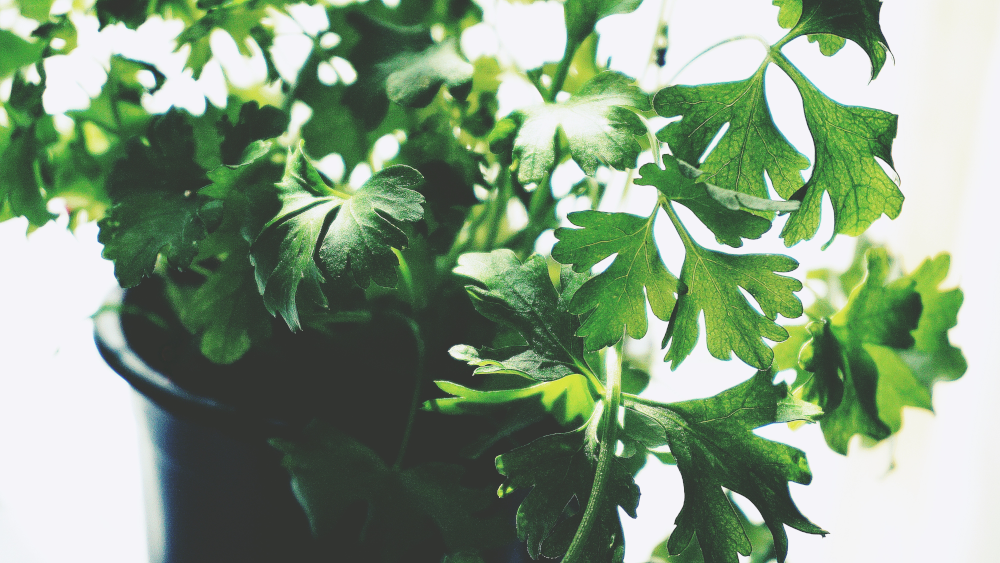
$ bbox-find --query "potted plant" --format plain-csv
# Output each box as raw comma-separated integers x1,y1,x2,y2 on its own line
0,0,967,562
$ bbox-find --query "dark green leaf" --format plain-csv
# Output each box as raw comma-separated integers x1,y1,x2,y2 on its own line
178,253,273,364
496,410,639,561
772,0,847,57
779,0,890,80
271,421,512,562
504,71,650,184
218,102,288,166
455,250,586,379
95,0,150,29
552,209,679,350
653,67,809,210
650,493,778,563
779,71,900,246
345,12,473,127
664,246,802,370
634,159,780,247
98,190,217,287
251,143,424,329
623,372,825,563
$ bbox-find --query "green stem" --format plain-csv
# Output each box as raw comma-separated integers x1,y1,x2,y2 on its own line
667,34,769,85
548,37,582,103
562,339,624,563
392,313,426,470
767,48,809,91
661,198,697,252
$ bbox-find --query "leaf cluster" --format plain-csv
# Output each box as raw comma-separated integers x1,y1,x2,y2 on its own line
0,1,969,562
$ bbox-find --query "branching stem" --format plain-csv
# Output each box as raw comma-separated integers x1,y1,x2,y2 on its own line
562,338,624,563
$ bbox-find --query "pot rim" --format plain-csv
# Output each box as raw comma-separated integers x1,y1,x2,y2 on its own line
94,287,294,435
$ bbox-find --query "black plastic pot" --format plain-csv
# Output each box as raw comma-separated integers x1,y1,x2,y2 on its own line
94,284,533,563
94,287,321,563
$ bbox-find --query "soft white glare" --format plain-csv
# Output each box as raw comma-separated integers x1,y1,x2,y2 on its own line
316,153,346,183
461,23,500,61
349,162,373,188
286,2,330,37
329,56,357,85
488,1,565,70
317,60,339,85
209,28,269,88
496,73,542,117
373,133,401,162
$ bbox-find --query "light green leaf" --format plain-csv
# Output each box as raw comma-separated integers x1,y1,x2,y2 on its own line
791,248,922,453
634,159,777,248
785,249,967,450
16,0,54,22
496,409,640,561
0,30,45,80
623,372,826,563
564,0,643,43
0,130,55,228
425,373,596,427
654,67,809,210
503,71,650,184
552,209,679,350
664,246,802,370
271,421,512,563
779,71,901,246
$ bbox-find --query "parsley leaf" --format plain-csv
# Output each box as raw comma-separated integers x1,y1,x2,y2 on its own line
778,65,901,246
778,248,966,453
552,209,679,351
251,143,425,330
564,0,643,44
496,409,640,561
0,30,45,80
271,420,512,563
178,253,273,364
777,0,890,80
634,159,785,248
654,67,809,208
345,13,474,128
496,71,650,184
773,0,846,57
98,190,219,287
663,244,803,370
623,371,826,563
454,250,587,379
97,110,217,287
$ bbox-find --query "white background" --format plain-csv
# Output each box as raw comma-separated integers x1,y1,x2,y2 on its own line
0,0,997,562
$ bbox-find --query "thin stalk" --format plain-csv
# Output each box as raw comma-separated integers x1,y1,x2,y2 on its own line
661,198,697,252
547,37,582,103
392,313,426,470
667,34,769,86
562,339,624,563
